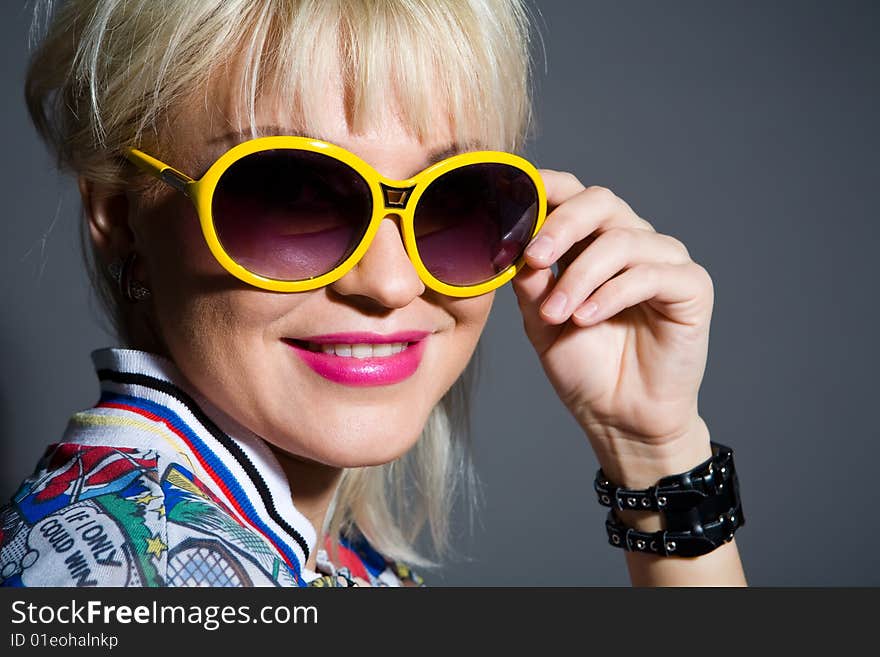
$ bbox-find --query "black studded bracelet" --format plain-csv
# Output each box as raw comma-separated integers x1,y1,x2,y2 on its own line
594,441,745,557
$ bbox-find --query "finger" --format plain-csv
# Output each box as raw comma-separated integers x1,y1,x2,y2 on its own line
538,228,692,324
524,184,655,273
538,169,587,207
570,261,714,327
510,262,562,357
537,172,653,234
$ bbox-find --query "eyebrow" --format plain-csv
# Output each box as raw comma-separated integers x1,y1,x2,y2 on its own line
208,125,481,169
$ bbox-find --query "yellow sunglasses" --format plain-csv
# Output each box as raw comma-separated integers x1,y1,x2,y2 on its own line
124,135,547,297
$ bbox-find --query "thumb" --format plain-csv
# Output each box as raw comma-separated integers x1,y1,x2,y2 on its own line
510,261,562,356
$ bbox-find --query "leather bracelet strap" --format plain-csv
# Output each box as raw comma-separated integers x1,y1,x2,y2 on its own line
594,441,735,512
605,494,744,557
598,441,746,557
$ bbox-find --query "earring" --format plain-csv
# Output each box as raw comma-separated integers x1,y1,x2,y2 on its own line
108,251,152,303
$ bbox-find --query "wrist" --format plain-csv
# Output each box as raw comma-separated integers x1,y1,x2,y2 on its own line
591,416,713,533
591,415,713,490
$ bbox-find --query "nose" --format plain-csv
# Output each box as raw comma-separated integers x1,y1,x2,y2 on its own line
329,213,426,308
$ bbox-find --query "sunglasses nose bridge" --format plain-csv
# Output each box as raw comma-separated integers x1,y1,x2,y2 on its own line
379,183,417,210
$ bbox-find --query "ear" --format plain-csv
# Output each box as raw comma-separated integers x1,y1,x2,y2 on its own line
78,175,135,266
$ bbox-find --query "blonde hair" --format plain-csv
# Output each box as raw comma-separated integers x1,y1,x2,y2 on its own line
25,0,538,570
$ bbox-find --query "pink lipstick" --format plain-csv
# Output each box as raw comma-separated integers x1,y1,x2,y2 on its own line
283,331,431,387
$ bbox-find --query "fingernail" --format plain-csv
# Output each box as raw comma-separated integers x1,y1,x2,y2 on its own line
574,301,599,321
541,291,567,318
526,235,553,261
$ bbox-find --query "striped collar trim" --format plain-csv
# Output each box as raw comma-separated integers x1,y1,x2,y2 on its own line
84,347,318,583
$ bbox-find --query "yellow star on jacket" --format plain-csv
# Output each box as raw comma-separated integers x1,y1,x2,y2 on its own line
145,535,168,558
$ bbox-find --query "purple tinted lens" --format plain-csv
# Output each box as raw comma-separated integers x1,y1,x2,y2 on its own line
413,163,538,286
212,149,372,281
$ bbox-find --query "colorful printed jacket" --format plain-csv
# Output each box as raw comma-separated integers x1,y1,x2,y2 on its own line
0,348,424,588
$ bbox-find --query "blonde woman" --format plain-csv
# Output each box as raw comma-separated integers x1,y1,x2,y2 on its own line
0,0,746,587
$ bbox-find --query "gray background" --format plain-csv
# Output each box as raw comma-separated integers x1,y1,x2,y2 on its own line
2,1,877,586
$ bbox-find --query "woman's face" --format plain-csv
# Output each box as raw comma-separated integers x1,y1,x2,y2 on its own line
120,59,495,468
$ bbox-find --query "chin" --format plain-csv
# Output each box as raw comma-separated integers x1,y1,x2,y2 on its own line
275,401,432,466
268,423,424,469
321,435,422,468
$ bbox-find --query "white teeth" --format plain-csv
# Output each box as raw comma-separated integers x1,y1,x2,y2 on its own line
310,342,409,358
372,343,394,357
351,344,373,358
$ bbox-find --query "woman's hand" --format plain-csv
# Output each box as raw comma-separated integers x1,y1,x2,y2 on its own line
511,170,716,488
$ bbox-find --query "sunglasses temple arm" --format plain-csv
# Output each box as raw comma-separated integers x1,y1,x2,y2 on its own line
124,148,195,195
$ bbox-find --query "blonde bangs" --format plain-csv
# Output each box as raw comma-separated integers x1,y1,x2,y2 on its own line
208,0,533,153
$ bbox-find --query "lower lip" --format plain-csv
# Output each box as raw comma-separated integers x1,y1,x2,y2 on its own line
284,338,428,387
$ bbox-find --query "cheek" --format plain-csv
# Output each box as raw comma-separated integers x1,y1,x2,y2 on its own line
138,199,247,325
445,292,495,335
423,292,493,396
134,197,303,369
146,200,222,283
